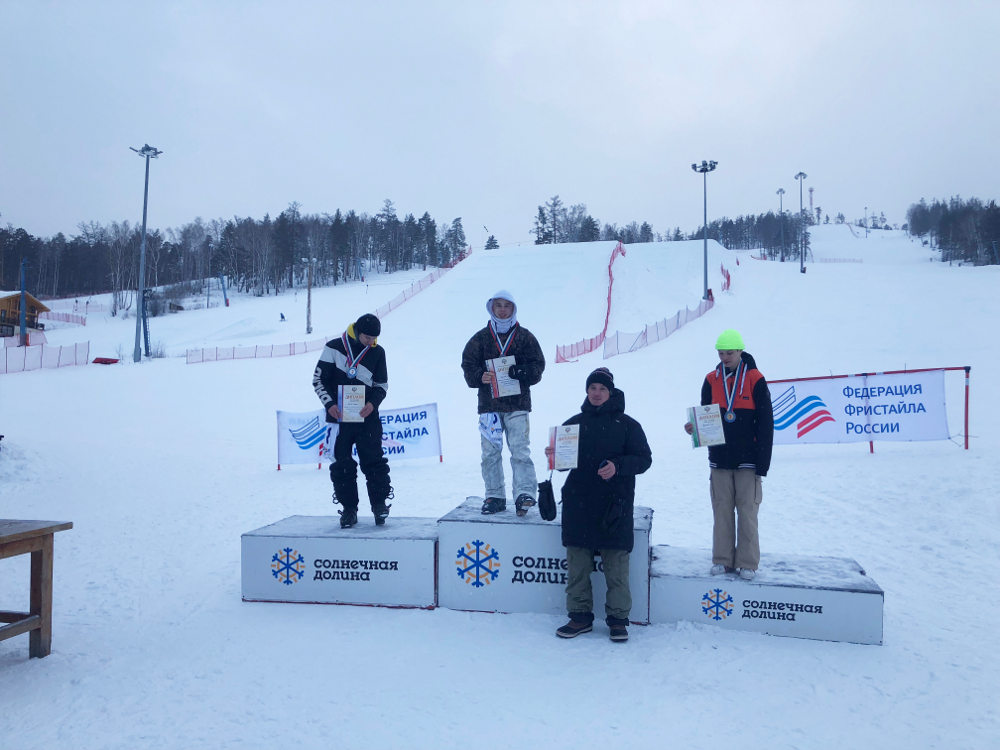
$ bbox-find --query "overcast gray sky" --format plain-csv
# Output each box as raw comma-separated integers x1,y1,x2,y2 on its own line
2,0,997,247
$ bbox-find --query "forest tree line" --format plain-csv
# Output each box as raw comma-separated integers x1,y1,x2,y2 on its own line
531,194,826,260
905,197,1000,264
4,193,996,310
0,200,467,314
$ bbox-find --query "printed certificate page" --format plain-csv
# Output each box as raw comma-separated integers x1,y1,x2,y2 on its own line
338,385,366,422
688,404,726,447
487,356,522,398
549,424,580,470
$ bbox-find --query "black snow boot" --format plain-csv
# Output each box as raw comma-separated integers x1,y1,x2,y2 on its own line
339,507,358,529
333,474,360,529
368,480,394,526
371,485,395,526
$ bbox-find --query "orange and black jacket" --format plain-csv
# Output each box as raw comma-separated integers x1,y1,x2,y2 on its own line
700,351,774,476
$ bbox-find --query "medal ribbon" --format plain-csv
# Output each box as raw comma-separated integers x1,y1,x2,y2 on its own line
720,360,747,417
490,321,519,356
342,331,371,376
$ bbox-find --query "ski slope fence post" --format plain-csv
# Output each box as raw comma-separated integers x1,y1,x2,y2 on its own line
186,263,466,364
554,241,625,363
602,297,713,359
375,254,468,320
768,366,970,451
1,342,90,375
39,311,87,326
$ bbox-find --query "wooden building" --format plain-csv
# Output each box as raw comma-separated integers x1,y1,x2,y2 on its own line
0,291,50,338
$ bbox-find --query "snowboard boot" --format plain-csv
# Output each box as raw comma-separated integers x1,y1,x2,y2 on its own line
515,494,536,517
339,507,358,529
372,501,391,526
481,497,506,514
333,474,360,529
367,480,394,526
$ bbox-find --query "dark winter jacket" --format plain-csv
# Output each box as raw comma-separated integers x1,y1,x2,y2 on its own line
313,323,388,424
559,388,652,552
701,351,773,476
461,322,545,413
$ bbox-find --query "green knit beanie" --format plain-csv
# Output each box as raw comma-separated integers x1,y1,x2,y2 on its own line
715,329,745,350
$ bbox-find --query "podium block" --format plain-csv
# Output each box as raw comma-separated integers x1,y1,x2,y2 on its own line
437,497,652,623
241,515,438,608
649,545,884,644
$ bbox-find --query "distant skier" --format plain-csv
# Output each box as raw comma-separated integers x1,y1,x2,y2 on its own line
313,313,393,528
685,329,773,580
280,313,286,322
461,290,545,516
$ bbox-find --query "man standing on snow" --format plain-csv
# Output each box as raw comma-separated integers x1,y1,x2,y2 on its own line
313,313,393,528
461,290,545,516
547,368,652,643
685,329,773,580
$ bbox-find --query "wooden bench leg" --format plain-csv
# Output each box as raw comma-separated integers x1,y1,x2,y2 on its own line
29,535,53,658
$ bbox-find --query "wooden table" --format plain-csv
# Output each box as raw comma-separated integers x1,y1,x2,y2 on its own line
0,519,73,658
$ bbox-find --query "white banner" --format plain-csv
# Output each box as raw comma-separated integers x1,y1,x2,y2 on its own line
769,371,949,445
277,403,442,466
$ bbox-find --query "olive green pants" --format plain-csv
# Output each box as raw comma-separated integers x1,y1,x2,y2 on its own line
565,546,631,623
710,468,762,570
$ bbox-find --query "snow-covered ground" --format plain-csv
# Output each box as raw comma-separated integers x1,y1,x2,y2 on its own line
1,225,997,749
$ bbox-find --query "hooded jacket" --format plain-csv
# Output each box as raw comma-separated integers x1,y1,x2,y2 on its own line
559,388,652,552
313,322,388,423
461,293,545,414
700,351,773,475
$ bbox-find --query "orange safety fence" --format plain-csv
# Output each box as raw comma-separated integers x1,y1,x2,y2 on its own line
554,242,626,363
603,298,714,359
186,255,468,365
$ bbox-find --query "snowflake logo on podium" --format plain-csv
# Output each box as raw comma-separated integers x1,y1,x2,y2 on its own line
701,588,734,620
456,539,500,587
272,547,306,585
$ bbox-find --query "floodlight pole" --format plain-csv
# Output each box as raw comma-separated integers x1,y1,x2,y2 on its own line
692,160,718,300
795,171,807,273
777,188,786,260
130,144,162,362
19,258,28,346
306,256,313,336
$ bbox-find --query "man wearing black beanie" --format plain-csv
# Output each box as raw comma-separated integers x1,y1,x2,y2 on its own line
547,367,652,643
313,313,393,528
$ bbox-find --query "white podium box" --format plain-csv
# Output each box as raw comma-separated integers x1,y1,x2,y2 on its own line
242,515,438,608
649,545,884,645
437,498,652,624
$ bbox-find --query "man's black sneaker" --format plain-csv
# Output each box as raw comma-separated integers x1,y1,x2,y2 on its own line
372,502,391,526
339,509,358,529
609,624,629,642
515,494,536,517
556,620,593,638
481,497,506,514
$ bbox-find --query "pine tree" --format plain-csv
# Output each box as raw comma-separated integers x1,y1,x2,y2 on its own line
533,206,552,245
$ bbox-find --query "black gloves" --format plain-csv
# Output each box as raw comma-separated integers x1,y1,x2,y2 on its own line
507,364,525,381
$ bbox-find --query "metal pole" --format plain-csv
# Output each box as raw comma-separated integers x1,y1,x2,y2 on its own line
702,170,708,298
777,188,785,260
795,172,807,273
133,154,151,363
691,160,717,300
19,258,27,346
306,257,313,335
